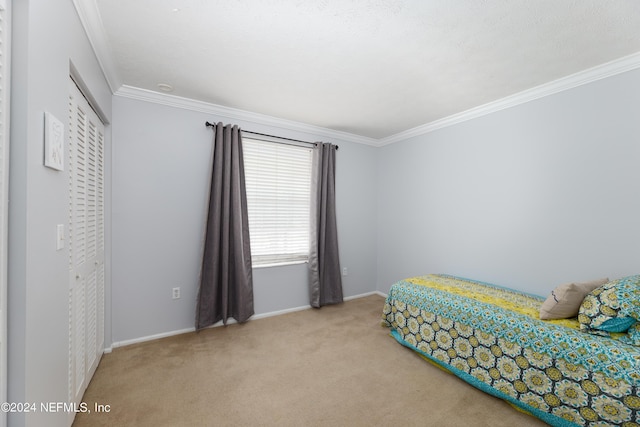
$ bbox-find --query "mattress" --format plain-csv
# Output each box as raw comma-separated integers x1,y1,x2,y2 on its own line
382,274,640,427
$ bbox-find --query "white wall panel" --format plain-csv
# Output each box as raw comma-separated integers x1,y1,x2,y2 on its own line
8,1,112,426
0,1,9,426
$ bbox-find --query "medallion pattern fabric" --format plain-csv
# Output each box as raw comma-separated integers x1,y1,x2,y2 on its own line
382,274,640,427
578,275,640,346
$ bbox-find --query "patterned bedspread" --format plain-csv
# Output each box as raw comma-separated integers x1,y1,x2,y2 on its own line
382,274,640,427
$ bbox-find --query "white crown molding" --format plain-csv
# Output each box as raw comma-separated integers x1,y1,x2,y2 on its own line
378,51,640,146
72,0,122,93
114,51,640,147
115,85,380,146
77,0,640,148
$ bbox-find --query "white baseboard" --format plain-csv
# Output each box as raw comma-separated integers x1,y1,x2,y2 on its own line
108,327,196,352
252,303,311,320
105,292,383,352
344,290,386,300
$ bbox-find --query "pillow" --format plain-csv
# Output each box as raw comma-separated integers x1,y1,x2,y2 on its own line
578,275,640,345
539,278,608,320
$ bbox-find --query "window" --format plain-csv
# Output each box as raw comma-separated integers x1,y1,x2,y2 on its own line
243,137,312,267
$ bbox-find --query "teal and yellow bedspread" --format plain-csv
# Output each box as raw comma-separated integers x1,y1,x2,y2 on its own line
382,274,640,427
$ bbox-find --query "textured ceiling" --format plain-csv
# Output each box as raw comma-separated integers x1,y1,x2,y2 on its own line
93,0,640,139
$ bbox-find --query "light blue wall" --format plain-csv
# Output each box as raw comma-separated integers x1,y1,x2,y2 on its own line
110,96,378,344
112,66,640,344
9,1,112,426
377,68,640,296
10,2,640,418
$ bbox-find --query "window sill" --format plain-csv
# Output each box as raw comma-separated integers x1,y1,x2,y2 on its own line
252,260,308,269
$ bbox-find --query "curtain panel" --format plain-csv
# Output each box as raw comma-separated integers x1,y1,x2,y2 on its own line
309,143,343,308
196,123,254,329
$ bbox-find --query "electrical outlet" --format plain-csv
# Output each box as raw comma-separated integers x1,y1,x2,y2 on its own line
342,267,348,276
172,287,181,299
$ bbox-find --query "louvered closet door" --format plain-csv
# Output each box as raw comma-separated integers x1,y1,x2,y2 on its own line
68,79,105,417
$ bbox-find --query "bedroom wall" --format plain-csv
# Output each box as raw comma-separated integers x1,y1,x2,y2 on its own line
376,68,640,297
9,1,113,426
110,95,378,345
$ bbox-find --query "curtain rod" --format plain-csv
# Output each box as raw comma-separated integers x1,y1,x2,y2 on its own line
205,121,338,150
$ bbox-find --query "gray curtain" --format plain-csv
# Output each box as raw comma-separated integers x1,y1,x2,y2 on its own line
309,143,343,308
196,123,254,329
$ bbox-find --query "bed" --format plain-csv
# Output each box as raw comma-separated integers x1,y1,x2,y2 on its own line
381,274,640,427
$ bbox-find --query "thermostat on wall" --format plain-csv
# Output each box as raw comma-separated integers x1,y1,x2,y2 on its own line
44,111,64,171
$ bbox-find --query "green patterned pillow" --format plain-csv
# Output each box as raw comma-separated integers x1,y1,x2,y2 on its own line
578,275,640,346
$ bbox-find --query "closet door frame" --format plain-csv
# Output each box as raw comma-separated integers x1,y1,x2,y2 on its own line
0,1,10,427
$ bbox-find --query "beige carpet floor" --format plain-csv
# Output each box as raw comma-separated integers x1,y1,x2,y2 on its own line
72,295,548,426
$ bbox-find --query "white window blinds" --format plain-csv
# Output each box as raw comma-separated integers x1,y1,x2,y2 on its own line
243,137,312,267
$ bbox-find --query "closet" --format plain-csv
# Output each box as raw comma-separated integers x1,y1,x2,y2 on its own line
67,78,105,418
